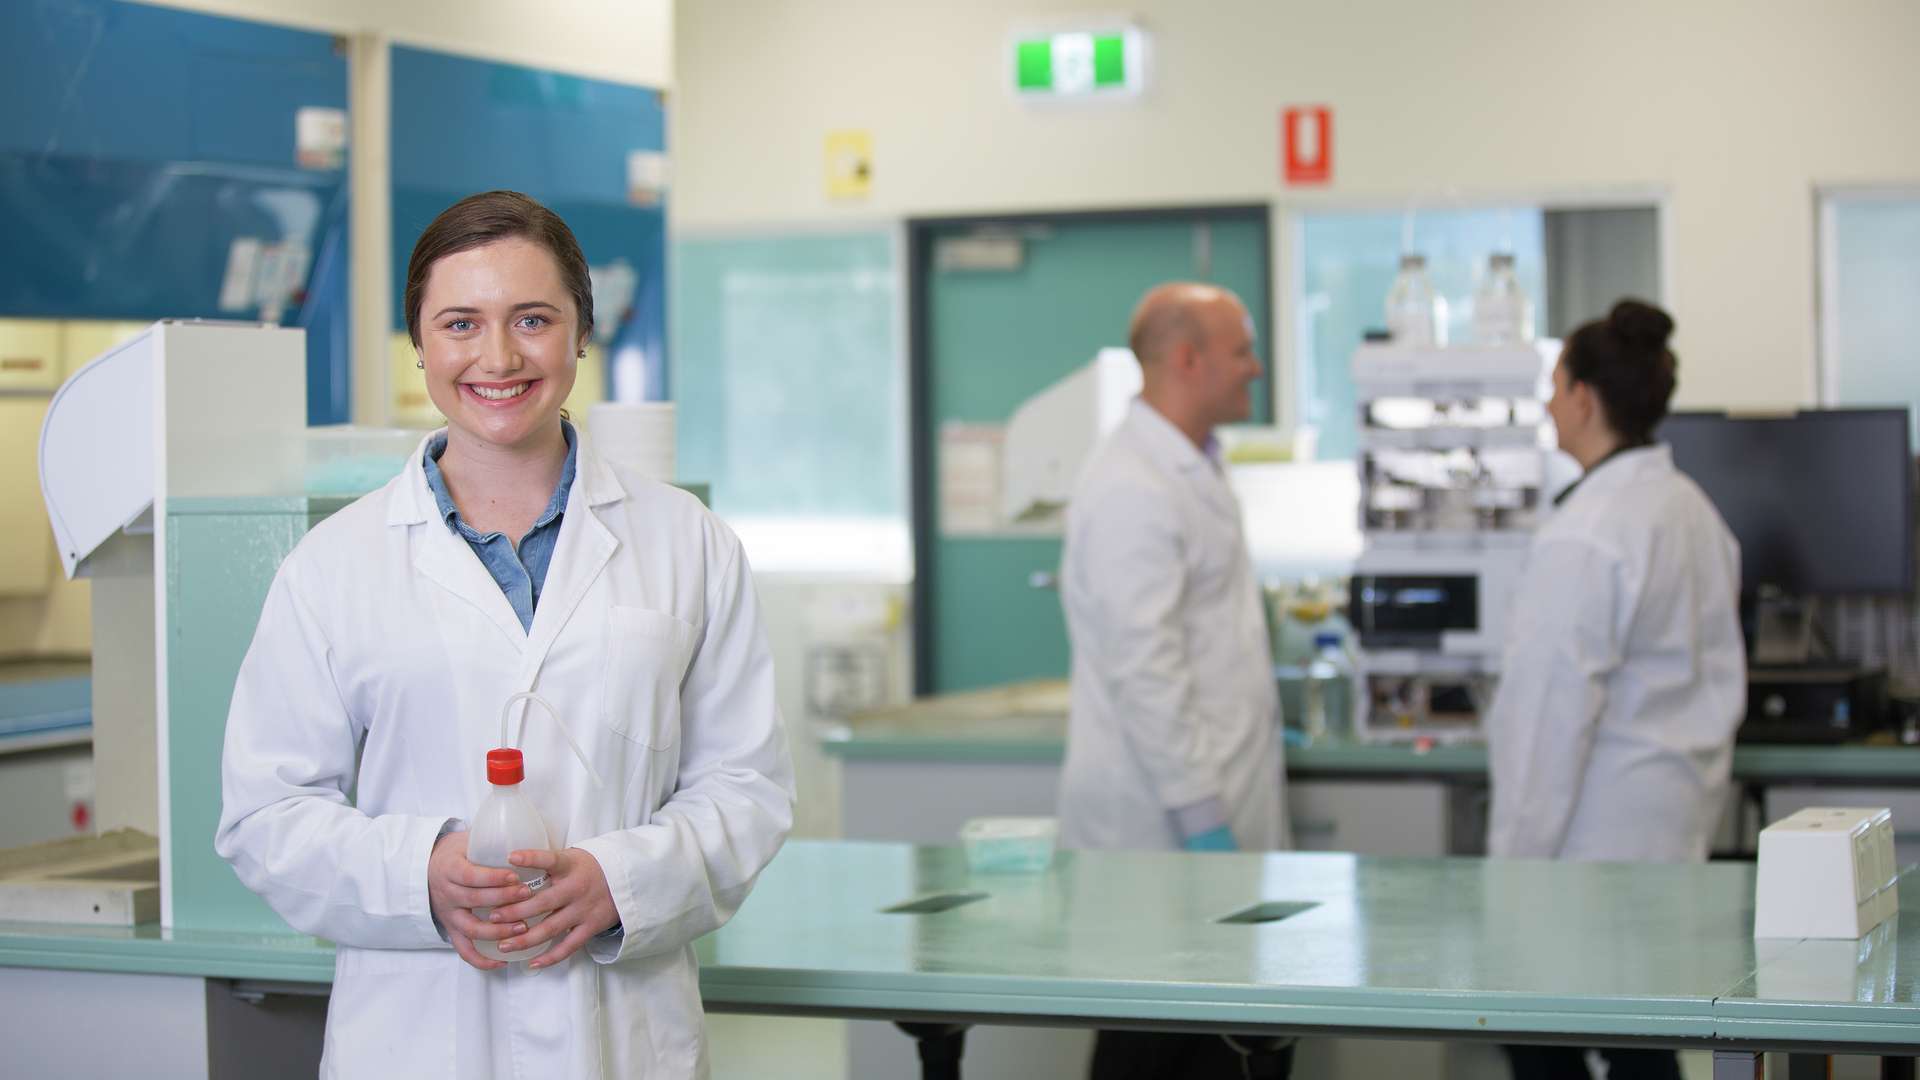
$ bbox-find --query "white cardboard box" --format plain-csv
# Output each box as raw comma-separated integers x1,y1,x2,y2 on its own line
1754,806,1897,939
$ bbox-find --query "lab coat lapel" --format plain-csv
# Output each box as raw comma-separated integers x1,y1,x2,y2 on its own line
1190,459,1242,527
387,433,528,650
410,503,530,652
515,437,628,694
1125,400,1242,527
520,470,620,689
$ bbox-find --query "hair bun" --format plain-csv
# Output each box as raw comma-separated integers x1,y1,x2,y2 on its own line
1608,299,1674,352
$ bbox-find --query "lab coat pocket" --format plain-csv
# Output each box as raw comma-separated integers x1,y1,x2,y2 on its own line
326,949,455,1078
603,605,697,751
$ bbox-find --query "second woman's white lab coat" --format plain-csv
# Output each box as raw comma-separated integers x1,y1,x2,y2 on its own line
215,433,795,1079
1057,400,1287,852
1486,444,1745,862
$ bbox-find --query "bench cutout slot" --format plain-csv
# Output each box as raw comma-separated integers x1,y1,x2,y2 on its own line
1218,900,1319,925
882,891,989,915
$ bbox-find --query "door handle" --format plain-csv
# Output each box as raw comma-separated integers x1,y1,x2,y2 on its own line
1028,571,1058,591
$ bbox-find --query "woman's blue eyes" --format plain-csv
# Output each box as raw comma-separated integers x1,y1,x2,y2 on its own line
443,315,551,332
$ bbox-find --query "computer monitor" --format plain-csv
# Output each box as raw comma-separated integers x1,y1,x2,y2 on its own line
1659,409,1914,595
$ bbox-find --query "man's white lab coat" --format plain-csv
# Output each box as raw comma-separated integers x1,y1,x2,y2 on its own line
1058,400,1287,852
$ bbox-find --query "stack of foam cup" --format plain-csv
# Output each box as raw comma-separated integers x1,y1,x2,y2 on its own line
587,402,676,483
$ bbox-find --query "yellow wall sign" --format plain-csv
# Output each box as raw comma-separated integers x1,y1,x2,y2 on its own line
825,130,873,199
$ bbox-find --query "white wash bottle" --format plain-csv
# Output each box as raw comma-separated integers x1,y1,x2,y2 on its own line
466,747,555,963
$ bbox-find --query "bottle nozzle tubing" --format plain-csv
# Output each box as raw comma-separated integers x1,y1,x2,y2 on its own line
498,691,605,790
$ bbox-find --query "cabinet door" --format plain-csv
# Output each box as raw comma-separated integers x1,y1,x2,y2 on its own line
1288,779,1450,856
60,321,147,380
0,398,55,596
0,320,62,392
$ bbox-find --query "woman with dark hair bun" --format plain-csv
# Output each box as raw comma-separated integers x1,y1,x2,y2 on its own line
1484,300,1746,1080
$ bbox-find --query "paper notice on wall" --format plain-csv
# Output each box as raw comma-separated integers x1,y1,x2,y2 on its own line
218,238,311,321
589,260,639,341
627,150,669,206
253,242,310,323
939,422,1005,535
62,759,94,800
295,106,348,170
825,130,873,199
218,237,264,312
940,422,1067,537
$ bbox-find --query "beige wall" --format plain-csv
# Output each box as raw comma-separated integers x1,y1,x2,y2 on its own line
135,0,672,87
673,0,1920,411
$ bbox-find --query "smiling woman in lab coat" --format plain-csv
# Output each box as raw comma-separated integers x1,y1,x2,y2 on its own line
215,191,795,1079
1487,300,1744,1078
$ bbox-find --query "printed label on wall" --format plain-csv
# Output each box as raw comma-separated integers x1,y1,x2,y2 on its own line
627,150,669,206
825,130,873,200
217,238,310,321
939,422,1004,534
938,423,1063,537
295,106,348,170
218,238,264,312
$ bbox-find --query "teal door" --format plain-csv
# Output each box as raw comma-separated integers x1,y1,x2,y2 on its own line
912,208,1272,693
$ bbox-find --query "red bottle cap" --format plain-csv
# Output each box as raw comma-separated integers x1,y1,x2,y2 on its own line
486,748,524,785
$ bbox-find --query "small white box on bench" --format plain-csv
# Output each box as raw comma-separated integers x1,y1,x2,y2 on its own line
1754,807,1898,939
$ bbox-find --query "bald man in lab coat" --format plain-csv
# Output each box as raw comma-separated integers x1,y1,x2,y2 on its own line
1059,283,1292,1080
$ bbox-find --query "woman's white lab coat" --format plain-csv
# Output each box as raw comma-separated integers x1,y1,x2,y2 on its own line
214,433,795,1079
1057,400,1287,852
1486,444,1745,862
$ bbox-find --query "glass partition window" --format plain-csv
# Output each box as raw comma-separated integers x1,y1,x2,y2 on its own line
672,231,909,577
1822,192,1920,443
1295,207,1547,461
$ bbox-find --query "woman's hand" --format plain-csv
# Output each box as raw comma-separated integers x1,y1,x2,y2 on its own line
487,847,621,970
428,829,534,971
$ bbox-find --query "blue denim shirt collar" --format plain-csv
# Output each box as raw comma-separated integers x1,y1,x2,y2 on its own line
422,421,578,540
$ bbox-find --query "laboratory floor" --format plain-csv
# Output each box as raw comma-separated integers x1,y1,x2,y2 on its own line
704,1017,1889,1080
709,1015,845,1079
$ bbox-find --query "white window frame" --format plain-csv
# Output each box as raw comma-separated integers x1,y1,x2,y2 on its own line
1816,184,1920,408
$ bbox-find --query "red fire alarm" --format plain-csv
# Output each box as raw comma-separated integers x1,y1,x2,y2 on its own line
1282,106,1332,185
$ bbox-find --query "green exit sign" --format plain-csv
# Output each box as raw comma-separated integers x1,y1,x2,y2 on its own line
1013,27,1146,98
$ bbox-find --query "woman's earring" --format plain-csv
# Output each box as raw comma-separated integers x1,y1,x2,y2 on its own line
577,349,587,359
415,357,424,370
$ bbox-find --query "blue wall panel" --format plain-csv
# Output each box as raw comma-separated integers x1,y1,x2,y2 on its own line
389,46,664,204
0,0,350,421
389,47,667,397
0,154,341,320
0,0,346,167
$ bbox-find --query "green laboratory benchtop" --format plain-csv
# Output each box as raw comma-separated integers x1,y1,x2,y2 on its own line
820,681,1920,783
0,921,334,983
1716,919,1920,1047
2,841,1916,1051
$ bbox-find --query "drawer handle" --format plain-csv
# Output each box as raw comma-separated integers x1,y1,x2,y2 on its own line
1,356,46,371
